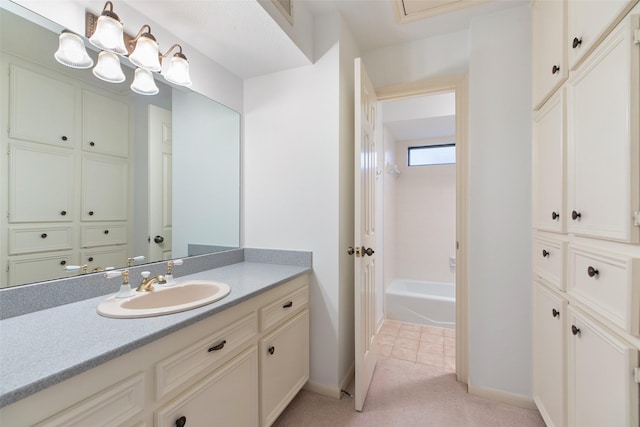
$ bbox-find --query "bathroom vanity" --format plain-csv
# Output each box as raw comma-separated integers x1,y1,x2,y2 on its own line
0,250,311,427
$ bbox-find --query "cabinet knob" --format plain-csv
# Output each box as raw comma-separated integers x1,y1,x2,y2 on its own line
572,37,582,49
60,260,67,266
551,65,560,74
88,211,94,216
571,325,581,336
283,301,293,309
154,235,164,244
207,340,226,352
542,249,550,258
268,346,275,355
89,141,95,147
551,211,559,220
61,136,68,141
104,229,109,235
88,257,94,262
552,308,560,318
587,266,599,278
571,210,581,220
60,210,67,216
175,416,186,427
41,233,48,239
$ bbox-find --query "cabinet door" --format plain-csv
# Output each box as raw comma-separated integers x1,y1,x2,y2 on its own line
9,65,75,147
533,89,565,233
9,145,74,222
82,90,129,157
532,0,566,109
81,154,128,221
532,283,566,427
567,0,636,69
568,307,639,427
155,346,258,427
567,13,640,243
260,309,309,427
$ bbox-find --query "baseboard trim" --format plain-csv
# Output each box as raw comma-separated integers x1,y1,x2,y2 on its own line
303,363,355,400
468,384,538,410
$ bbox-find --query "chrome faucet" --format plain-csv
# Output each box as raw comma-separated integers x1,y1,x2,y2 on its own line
136,271,166,292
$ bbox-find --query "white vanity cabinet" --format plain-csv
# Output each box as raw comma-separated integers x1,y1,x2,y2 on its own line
566,10,640,243
532,0,566,110
0,275,310,427
567,0,638,70
533,282,566,427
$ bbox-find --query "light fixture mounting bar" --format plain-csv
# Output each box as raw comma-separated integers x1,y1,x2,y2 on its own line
85,11,135,55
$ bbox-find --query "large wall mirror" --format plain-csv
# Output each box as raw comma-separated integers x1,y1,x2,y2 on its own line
0,2,240,288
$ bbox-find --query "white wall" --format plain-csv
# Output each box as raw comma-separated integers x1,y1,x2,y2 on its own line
393,137,456,284
468,5,532,398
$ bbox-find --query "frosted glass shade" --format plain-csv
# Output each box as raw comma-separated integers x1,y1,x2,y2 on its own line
130,68,159,95
54,31,93,69
164,54,192,87
129,34,161,71
92,51,125,83
89,14,127,56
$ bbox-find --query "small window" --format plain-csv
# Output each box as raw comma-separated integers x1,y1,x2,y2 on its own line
408,144,455,166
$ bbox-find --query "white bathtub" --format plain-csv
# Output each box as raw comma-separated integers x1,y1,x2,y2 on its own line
386,279,455,329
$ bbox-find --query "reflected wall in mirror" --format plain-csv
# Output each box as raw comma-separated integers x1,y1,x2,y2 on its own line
0,3,240,288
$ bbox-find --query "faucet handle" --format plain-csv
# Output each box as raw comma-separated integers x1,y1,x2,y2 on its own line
141,271,151,279
104,270,122,279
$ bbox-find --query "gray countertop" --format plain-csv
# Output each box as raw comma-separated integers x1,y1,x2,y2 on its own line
0,261,310,408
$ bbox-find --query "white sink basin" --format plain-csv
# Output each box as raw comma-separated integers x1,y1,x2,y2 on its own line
97,280,231,319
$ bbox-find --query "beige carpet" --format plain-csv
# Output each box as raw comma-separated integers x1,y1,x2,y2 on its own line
273,358,545,427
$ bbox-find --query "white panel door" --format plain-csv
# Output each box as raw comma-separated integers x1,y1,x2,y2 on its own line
148,105,173,261
353,58,378,412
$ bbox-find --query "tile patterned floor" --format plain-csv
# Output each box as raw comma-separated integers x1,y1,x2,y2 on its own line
378,319,456,372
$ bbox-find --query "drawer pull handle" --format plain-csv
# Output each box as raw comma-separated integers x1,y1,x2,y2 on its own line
283,301,293,309
552,309,560,318
61,135,68,141
104,229,109,235
60,260,67,266
208,340,226,352
551,65,560,74
60,210,67,216
572,37,582,49
175,416,186,427
268,346,275,355
88,257,94,262
542,249,549,258
551,211,559,220
88,211,94,216
571,210,581,220
587,266,599,278
571,325,581,336
89,141,95,147
41,233,48,239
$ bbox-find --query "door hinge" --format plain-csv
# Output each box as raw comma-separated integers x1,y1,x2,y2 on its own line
634,29,640,45
634,367,640,384
633,211,640,226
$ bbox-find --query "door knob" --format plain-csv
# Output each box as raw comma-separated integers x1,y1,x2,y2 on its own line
363,247,375,256
347,247,355,255
154,235,164,244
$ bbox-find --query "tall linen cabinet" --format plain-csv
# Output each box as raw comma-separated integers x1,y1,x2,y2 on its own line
531,1,640,426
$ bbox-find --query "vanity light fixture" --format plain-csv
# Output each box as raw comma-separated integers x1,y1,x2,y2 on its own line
131,68,159,95
54,30,93,69
93,50,126,83
88,1,127,56
161,44,192,87
128,25,162,72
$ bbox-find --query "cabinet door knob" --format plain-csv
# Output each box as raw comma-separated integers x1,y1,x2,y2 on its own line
88,257,94,262
551,65,560,74
175,416,186,427
268,346,275,355
552,308,560,318
283,301,293,309
41,233,48,239
89,141,95,147
551,211,559,220
61,136,68,141
571,325,581,336
208,340,227,352
104,229,109,235
587,266,599,278
60,260,67,266
154,235,164,244
60,210,67,216
88,211,94,216
542,249,550,258
571,210,581,220
572,37,582,49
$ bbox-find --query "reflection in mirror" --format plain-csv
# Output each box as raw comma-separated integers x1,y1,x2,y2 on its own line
0,3,240,288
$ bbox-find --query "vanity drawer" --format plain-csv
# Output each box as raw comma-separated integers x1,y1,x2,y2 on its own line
568,245,640,335
260,286,309,332
80,247,127,272
533,236,567,291
8,252,74,286
9,226,73,255
155,312,258,400
80,223,127,248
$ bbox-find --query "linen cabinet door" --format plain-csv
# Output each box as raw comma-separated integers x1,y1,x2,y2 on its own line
533,283,566,427
533,90,565,233
567,12,640,243
156,347,258,427
82,90,129,158
568,307,639,427
81,154,128,221
532,0,566,109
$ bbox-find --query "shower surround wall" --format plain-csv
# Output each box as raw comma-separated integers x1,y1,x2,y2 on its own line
391,136,456,284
